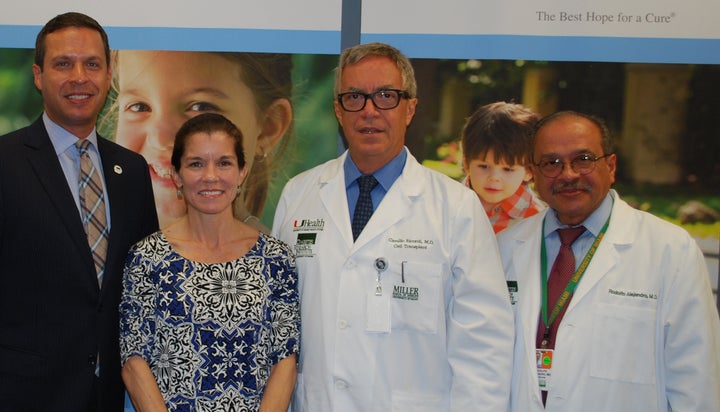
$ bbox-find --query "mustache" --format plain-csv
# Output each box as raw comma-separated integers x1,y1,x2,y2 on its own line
551,181,592,195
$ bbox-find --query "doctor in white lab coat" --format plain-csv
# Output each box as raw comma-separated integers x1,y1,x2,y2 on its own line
272,42,514,412
497,111,720,412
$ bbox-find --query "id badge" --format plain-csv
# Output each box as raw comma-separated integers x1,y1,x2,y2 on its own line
366,292,391,333
536,348,553,389
507,280,518,305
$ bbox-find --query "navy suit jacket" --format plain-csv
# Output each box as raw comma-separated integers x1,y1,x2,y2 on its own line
0,117,158,411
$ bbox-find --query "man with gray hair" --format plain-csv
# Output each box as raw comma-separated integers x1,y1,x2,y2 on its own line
273,42,513,411
498,110,720,411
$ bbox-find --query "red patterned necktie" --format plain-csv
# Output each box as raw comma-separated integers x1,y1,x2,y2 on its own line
537,226,586,349
76,139,109,288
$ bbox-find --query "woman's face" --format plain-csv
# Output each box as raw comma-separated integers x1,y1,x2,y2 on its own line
173,131,247,218
115,51,261,228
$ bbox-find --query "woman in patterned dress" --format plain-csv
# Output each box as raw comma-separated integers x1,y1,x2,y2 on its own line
119,113,300,412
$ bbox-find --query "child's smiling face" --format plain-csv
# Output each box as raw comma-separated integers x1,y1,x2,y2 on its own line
465,149,532,212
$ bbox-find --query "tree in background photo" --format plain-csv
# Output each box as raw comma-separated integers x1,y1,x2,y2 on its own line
414,58,719,241
0,49,42,134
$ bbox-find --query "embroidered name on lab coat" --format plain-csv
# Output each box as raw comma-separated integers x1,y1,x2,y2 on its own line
387,237,435,250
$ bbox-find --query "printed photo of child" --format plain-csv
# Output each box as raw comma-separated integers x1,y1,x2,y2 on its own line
461,101,545,233
102,51,294,231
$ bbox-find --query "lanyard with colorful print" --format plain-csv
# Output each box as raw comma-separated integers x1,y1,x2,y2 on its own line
539,214,611,347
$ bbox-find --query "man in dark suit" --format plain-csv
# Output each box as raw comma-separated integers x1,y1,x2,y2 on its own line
0,12,158,411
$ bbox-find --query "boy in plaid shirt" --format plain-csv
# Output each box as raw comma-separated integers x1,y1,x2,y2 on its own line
461,102,545,233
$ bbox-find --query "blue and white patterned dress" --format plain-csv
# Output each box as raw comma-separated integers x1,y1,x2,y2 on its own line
119,231,300,412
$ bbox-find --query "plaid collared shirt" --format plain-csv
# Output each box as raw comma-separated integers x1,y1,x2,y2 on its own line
488,183,544,233
463,177,545,233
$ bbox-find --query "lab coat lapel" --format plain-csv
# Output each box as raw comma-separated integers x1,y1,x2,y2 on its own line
567,195,633,312
510,215,545,401
352,149,423,251
318,153,355,248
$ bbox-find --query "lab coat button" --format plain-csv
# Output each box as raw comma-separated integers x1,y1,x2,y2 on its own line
335,379,348,389
338,320,349,329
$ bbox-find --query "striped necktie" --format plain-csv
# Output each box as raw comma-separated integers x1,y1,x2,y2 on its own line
76,139,109,288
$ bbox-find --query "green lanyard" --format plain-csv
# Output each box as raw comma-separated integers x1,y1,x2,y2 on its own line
540,215,611,345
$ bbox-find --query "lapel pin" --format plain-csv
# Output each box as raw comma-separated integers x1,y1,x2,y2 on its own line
114,165,123,174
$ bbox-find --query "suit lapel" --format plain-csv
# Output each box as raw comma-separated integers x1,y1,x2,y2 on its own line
97,138,125,293
25,120,95,276
98,138,117,231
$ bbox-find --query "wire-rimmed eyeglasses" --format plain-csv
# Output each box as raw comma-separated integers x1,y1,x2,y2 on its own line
337,89,410,112
533,153,613,178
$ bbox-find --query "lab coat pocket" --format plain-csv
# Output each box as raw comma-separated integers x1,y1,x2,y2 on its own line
391,390,444,412
589,303,656,384
390,262,441,334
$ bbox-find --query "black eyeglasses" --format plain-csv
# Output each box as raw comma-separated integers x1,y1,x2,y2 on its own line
534,153,613,178
337,89,410,112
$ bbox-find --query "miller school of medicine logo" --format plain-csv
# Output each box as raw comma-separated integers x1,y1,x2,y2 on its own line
292,218,325,232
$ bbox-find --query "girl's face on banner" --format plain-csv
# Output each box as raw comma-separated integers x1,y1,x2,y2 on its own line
115,50,262,228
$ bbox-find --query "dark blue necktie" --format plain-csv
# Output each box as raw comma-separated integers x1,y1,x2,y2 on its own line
352,175,378,241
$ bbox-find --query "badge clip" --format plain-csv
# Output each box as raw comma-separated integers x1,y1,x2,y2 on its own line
374,258,388,296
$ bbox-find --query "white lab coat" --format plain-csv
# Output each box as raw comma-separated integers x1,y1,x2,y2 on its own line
497,191,720,412
272,149,514,412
